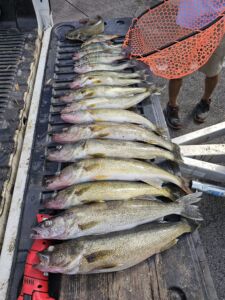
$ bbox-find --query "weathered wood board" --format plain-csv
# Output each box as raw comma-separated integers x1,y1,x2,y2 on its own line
60,255,168,300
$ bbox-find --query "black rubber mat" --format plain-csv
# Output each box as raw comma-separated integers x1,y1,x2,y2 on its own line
0,28,36,206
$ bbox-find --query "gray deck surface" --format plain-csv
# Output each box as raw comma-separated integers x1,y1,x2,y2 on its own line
51,1,225,299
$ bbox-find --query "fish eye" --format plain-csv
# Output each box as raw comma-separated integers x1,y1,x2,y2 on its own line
44,220,53,227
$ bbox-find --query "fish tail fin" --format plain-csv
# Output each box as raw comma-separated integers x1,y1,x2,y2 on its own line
121,47,131,58
147,84,166,95
172,143,183,164
155,126,166,136
176,192,202,205
181,217,201,233
162,187,176,201
128,59,147,70
122,43,131,51
115,34,124,39
179,176,192,194
177,192,203,221
136,70,149,81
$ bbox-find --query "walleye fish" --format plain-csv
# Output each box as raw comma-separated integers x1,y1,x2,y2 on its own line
74,52,127,66
74,61,135,73
61,93,149,112
45,158,189,192
51,122,174,152
72,70,146,79
61,109,160,133
81,34,120,47
65,16,104,41
32,193,202,240
47,139,182,163
73,44,123,60
80,41,122,51
43,181,175,209
36,219,196,274
61,92,156,112
69,75,144,89
60,86,147,102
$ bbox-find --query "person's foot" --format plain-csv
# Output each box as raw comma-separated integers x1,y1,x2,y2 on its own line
164,103,182,130
194,99,211,123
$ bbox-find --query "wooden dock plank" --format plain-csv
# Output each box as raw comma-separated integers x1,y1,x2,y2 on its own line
59,255,168,300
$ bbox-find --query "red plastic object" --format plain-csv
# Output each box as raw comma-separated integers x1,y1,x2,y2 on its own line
18,214,55,300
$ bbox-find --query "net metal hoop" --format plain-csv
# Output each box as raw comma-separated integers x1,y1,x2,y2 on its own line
124,1,225,79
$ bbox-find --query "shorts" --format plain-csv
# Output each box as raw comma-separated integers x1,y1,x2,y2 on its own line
199,35,225,77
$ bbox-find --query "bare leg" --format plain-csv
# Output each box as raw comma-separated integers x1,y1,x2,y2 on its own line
168,78,183,107
202,74,219,102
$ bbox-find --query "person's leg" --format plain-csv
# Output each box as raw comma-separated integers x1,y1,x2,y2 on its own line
202,74,219,102
168,78,183,107
194,74,219,123
165,78,183,129
195,35,225,123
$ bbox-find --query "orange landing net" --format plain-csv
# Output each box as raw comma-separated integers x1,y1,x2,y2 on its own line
123,0,225,79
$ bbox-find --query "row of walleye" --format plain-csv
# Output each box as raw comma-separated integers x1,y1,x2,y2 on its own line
34,25,202,275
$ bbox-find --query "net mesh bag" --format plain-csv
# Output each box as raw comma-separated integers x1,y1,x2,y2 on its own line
123,0,225,79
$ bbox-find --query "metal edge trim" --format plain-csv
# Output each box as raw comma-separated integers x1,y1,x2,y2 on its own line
0,27,52,299
172,121,225,145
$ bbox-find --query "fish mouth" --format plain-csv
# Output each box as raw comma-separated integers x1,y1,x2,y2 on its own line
34,252,51,271
61,106,74,114
31,224,66,240
35,263,64,274
69,82,81,89
47,152,59,161
45,176,68,191
52,134,68,143
34,263,49,272
43,197,65,209
61,114,75,123
38,252,50,264
44,176,57,189
72,54,80,60
60,95,73,103
74,67,86,74
47,151,67,163
30,227,46,239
